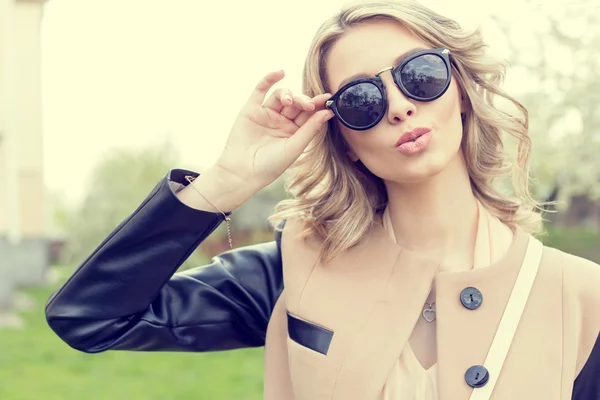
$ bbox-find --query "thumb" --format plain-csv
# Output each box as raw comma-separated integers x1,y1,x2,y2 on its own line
286,110,335,156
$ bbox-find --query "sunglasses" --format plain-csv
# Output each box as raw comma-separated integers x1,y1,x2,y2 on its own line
325,48,452,131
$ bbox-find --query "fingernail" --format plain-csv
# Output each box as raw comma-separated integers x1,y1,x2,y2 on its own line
323,111,335,122
284,95,292,103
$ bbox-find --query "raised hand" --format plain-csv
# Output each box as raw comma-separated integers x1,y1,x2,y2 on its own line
213,70,334,191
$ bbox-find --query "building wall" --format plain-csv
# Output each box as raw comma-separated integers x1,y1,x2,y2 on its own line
14,1,46,238
0,0,48,298
0,0,14,243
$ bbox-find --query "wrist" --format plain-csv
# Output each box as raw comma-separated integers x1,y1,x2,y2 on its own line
186,166,258,212
208,163,268,194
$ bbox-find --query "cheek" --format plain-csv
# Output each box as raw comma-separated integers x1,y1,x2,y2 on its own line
427,83,464,151
434,81,462,124
338,124,374,156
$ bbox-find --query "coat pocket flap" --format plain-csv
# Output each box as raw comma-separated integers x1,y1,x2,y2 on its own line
287,311,334,355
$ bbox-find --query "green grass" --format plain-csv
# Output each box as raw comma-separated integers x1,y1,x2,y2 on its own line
0,285,265,400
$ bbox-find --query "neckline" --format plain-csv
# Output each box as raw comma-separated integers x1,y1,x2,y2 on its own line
377,203,527,279
404,342,437,373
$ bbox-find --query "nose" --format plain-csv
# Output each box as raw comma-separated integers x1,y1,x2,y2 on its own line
381,74,416,124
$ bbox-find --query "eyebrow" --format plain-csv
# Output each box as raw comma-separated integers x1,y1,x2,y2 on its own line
336,46,426,90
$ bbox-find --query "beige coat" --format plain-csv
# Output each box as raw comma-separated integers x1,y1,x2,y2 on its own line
264,214,600,400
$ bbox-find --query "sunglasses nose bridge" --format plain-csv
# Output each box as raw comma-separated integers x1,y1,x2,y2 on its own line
378,71,401,98
376,66,403,97
375,66,393,78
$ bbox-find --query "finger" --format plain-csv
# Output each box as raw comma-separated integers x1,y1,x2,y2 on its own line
247,70,286,106
293,93,333,127
286,109,335,156
280,95,315,120
262,88,294,113
313,93,333,106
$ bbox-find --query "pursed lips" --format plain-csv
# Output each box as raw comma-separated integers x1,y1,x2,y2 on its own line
395,127,431,147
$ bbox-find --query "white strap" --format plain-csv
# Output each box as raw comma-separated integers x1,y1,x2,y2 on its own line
468,236,544,400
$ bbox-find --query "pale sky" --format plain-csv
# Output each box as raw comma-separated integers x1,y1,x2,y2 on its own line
39,0,558,205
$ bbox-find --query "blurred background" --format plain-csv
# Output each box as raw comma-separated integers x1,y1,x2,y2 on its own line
0,0,598,398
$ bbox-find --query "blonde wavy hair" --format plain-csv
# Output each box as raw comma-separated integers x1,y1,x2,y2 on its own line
268,0,545,264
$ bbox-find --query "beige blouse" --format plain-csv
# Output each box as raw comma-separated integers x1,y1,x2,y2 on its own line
382,342,440,399
379,200,513,399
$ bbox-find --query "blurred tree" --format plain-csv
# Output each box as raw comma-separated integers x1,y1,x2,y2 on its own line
59,139,289,271
61,140,209,270
491,0,600,209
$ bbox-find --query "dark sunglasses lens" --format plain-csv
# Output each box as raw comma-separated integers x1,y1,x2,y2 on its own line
336,82,384,128
397,54,448,99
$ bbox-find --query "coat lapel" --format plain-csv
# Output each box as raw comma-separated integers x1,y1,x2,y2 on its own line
281,218,440,399
330,221,440,399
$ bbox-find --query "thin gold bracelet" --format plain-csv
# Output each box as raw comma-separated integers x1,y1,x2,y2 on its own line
185,175,233,249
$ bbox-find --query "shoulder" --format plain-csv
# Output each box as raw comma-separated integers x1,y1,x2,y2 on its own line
273,218,314,244
541,244,600,331
541,243,600,292
273,217,324,259
552,247,600,304
539,244,600,391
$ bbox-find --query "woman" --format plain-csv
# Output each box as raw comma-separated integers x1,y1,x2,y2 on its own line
45,1,599,399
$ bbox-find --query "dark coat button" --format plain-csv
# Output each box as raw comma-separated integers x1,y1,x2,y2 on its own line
460,287,483,310
465,365,489,388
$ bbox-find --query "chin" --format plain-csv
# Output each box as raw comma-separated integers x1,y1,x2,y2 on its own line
395,152,453,182
365,147,459,184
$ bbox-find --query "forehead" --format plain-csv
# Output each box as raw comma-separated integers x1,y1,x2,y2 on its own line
326,20,427,92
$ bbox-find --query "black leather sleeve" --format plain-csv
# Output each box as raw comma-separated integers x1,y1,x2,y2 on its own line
45,168,285,354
